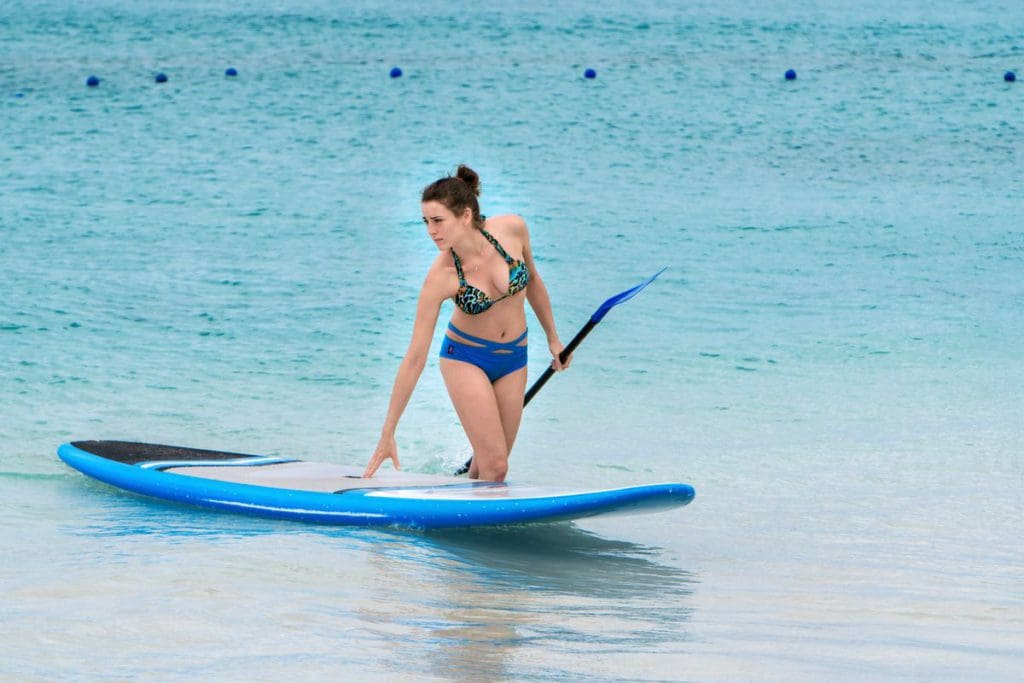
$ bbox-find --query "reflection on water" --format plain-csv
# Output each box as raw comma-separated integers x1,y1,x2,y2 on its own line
370,524,699,681
420,523,696,599
55,481,698,682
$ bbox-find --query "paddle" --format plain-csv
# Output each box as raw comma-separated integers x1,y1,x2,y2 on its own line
453,268,666,475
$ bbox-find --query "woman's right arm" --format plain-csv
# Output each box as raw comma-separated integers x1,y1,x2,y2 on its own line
363,262,450,478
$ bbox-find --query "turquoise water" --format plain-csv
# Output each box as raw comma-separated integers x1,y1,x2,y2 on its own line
3,1,1022,679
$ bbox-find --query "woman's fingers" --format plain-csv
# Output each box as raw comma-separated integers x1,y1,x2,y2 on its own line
364,441,400,478
549,340,571,371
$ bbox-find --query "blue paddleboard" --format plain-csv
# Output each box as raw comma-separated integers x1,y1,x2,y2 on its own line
57,441,695,529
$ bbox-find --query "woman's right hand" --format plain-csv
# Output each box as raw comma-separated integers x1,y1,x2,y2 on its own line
363,435,400,478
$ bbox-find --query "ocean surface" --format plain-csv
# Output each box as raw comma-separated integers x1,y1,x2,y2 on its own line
2,0,1022,680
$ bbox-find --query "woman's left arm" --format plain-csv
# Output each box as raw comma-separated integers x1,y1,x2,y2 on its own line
517,217,570,371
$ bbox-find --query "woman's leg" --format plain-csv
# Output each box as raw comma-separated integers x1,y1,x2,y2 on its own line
492,366,528,457
440,358,510,482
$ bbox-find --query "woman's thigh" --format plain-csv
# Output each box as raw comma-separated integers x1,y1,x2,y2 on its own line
492,366,527,454
440,358,509,479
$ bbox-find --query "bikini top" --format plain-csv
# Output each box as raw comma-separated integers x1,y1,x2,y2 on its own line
451,228,530,315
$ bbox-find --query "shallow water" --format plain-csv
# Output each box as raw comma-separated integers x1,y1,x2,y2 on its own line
2,1,1022,680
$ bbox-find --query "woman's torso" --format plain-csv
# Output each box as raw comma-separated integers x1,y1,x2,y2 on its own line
445,216,529,342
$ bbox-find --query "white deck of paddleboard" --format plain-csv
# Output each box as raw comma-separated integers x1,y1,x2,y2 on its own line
161,460,613,499
164,461,464,493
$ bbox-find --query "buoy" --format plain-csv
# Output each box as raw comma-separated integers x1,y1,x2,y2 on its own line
785,69,797,81
584,68,597,79
225,67,238,77
390,67,403,78
86,75,100,87
155,73,168,83
1006,71,1017,82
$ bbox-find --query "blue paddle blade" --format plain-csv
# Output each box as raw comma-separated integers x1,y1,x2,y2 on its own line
590,268,666,323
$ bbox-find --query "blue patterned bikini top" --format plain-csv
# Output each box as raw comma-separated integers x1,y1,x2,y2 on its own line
451,228,530,315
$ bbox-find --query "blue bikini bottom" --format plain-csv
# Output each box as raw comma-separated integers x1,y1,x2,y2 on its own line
439,322,527,383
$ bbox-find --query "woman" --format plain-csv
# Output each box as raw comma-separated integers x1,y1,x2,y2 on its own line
363,165,568,482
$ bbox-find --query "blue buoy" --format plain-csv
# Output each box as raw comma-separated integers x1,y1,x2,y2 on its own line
390,67,403,78
1005,71,1017,83
785,69,797,81
86,75,100,87
584,68,597,79
225,67,238,77
155,73,168,83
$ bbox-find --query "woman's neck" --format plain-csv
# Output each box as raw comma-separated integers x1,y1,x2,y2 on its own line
451,228,488,259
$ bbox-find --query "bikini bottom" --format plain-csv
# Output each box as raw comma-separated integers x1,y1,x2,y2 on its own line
439,322,527,383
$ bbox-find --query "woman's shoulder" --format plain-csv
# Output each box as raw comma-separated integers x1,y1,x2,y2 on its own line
485,214,528,238
487,213,527,228
422,252,458,295
426,251,457,278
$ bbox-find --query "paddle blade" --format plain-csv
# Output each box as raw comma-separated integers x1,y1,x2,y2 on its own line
590,268,666,323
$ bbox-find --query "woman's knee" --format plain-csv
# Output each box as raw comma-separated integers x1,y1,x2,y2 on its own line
472,445,509,482
476,458,508,482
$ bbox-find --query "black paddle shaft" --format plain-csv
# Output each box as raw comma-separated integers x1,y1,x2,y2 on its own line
523,318,596,405
453,318,597,475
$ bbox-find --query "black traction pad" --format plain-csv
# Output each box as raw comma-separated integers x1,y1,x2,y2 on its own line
70,441,264,465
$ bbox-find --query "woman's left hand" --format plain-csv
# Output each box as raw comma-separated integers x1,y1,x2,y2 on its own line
549,339,571,371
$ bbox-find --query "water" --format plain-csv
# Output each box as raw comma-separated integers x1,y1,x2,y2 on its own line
2,1,1022,680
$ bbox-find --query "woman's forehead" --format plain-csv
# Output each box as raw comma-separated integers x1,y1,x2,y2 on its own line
421,201,454,216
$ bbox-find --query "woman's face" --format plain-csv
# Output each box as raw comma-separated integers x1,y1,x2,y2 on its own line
422,201,471,250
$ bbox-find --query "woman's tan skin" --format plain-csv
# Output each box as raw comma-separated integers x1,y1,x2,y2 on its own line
363,200,568,482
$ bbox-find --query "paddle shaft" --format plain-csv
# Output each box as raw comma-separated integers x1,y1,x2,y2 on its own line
523,318,596,405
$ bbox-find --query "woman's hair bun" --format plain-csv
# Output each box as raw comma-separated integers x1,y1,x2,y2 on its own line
421,165,483,227
455,164,482,197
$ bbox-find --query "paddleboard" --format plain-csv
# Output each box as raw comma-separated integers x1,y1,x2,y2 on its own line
57,441,695,529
